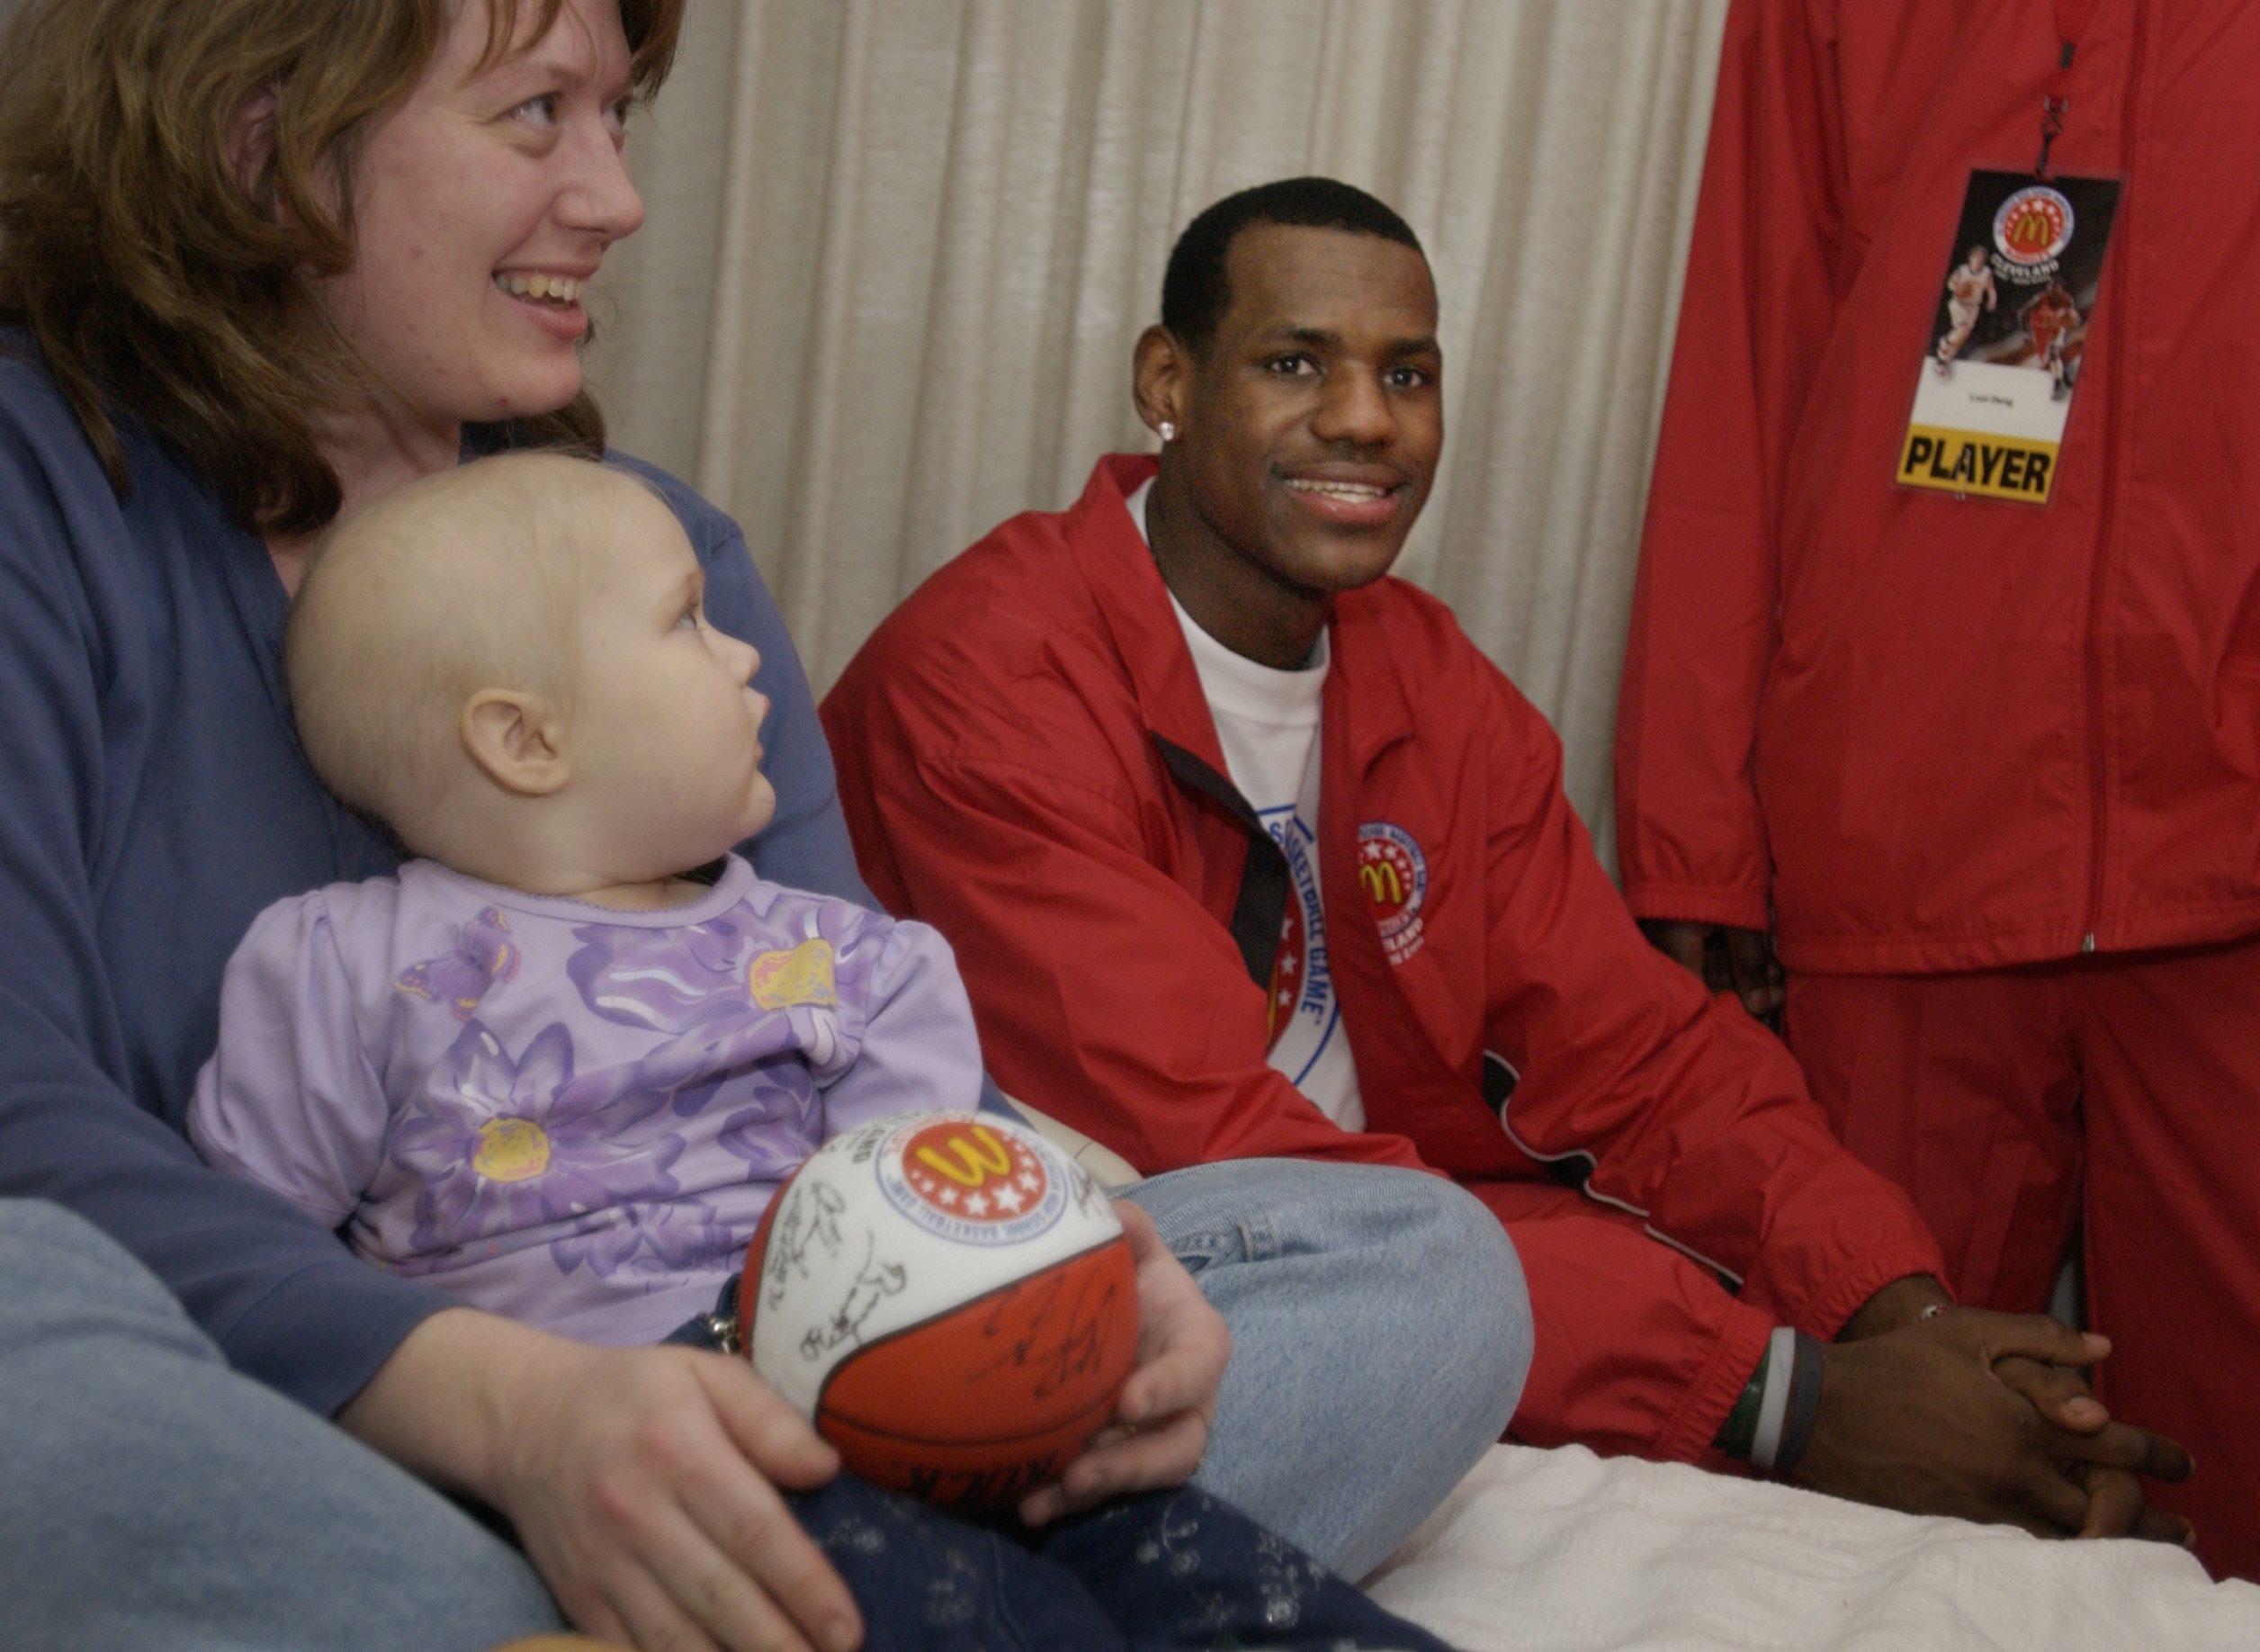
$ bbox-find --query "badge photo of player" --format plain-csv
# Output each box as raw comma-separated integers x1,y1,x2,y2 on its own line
1932,245,1998,376
2019,279,2084,399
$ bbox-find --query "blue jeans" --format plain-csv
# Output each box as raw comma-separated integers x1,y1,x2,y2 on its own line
0,1163,1526,1647
1121,1159,1529,1579
0,1198,563,1652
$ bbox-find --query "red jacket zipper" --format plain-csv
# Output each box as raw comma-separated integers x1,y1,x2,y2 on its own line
2080,0,2148,955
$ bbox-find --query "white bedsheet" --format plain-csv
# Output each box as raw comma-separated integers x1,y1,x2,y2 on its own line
1365,1444,2260,1651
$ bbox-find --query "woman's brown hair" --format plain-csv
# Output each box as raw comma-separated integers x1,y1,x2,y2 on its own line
0,0,683,536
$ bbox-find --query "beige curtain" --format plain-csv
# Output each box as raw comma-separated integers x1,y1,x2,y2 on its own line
588,0,1728,862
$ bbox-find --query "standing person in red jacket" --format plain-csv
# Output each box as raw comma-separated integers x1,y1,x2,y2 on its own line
1618,0,2260,1576
825,175,2194,1540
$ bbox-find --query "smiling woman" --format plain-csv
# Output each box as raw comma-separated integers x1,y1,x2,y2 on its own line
311,0,650,494
0,0,678,537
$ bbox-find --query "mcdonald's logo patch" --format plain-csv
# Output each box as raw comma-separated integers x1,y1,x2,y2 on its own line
1358,822,1430,965
878,1117,1068,1245
1992,184,2074,268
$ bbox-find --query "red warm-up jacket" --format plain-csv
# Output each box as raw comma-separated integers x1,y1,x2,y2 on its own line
824,455,1941,1351
1618,0,2260,974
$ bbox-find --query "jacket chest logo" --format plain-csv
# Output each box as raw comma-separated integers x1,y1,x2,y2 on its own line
1357,822,1429,965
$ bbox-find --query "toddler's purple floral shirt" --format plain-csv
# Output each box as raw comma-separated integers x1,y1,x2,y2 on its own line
188,855,982,1343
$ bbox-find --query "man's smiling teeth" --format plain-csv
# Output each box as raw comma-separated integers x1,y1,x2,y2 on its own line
495,272,582,304
1286,479,1389,499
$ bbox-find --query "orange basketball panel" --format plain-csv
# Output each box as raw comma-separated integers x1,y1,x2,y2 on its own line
822,1237,1136,1440
820,1395,1120,1514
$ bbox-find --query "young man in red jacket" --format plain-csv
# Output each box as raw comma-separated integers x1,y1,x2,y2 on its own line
826,177,2189,1537
1619,0,2258,1576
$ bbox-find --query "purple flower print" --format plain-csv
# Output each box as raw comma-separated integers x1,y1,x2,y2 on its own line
390,1019,700,1276
568,901,887,1038
569,916,762,1031
712,1064,821,1181
567,1202,738,1282
551,997,831,1148
395,906,519,1020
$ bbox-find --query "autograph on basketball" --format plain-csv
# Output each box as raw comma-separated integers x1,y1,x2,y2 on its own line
761,1180,848,1311
799,1230,908,1362
965,1253,1129,1399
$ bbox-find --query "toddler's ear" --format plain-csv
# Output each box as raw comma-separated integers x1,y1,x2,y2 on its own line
461,690,569,796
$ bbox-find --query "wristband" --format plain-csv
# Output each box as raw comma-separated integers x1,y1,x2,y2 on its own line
1748,1325,1798,1471
1772,1330,1826,1478
1713,1350,1768,1460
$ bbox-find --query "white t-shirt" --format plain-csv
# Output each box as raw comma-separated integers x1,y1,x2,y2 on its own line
1126,479,1366,1130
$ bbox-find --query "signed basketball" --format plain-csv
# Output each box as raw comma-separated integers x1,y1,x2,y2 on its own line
739,1111,1138,1514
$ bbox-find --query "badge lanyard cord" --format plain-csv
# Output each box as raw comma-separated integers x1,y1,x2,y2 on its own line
2038,0,2101,178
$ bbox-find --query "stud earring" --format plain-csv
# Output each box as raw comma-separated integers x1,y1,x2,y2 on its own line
1158,421,1177,444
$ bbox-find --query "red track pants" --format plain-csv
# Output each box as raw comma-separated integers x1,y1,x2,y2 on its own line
1788,939,2260,1581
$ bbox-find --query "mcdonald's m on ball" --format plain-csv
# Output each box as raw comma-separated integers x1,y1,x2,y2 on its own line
739,1112,1137,1514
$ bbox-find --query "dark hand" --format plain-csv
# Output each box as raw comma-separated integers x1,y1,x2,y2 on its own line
1795,1301,2193,1539
1838,1279,2195,1544
1993,1353,2195,1545
1637,919,1784,1026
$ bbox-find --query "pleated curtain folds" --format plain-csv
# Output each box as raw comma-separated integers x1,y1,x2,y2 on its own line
588,0,1730,866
